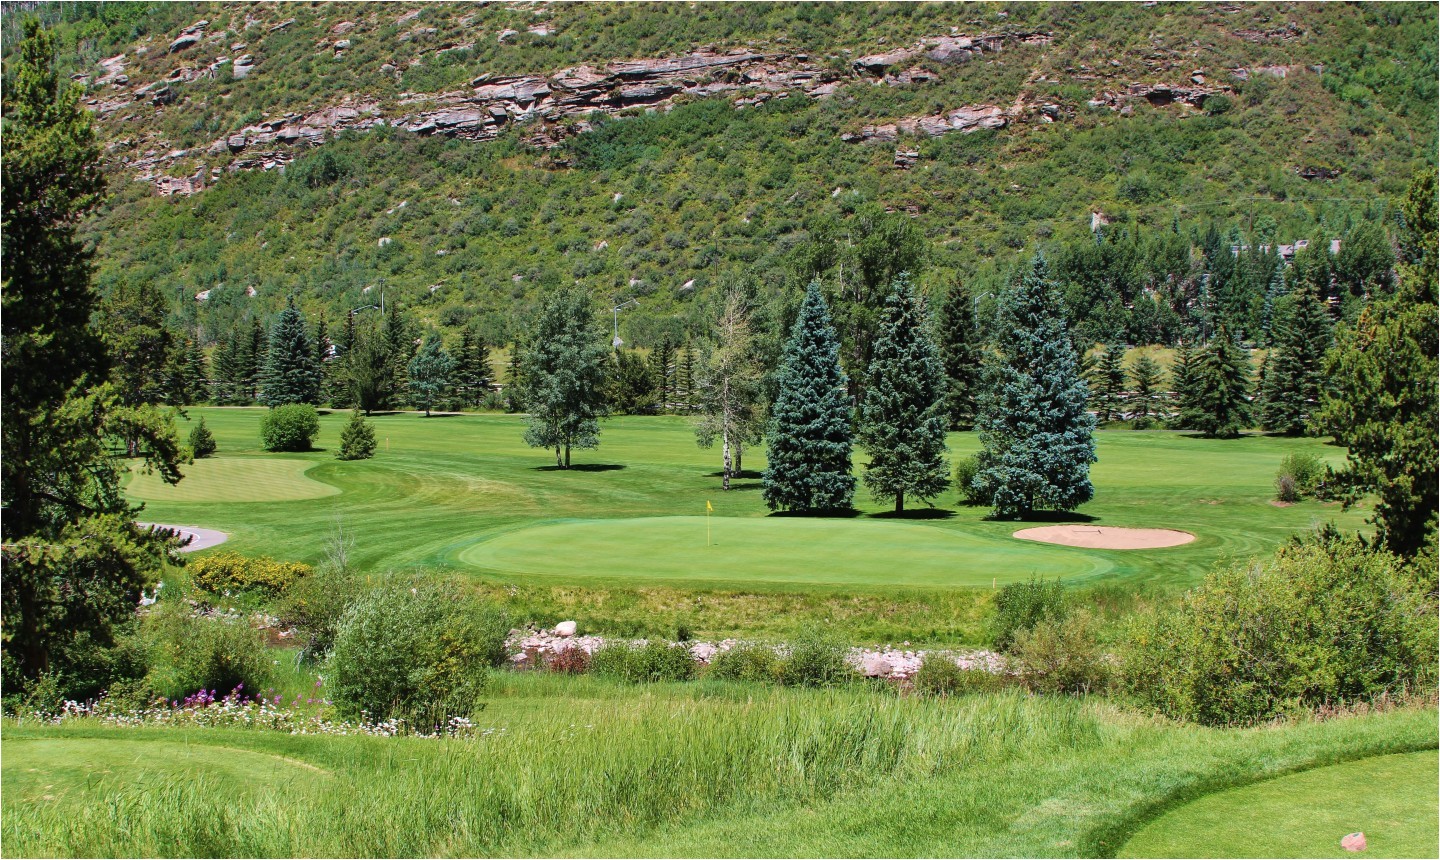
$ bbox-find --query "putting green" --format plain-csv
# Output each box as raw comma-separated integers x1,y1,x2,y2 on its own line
458,516,1110,588
127,457,340,503
1119,750,1440,858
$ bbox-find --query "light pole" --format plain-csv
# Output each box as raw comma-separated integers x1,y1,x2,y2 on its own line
611,298,638,350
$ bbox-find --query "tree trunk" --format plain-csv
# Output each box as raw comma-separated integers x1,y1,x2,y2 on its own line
554,445,563,468
722,430,731,491
564,445,571,469
734,443,743,477
895,492,905,514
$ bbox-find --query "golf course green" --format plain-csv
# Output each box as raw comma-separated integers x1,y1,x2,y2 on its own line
460,516,1110,587
126,408,1367,590
1119,750,1440,858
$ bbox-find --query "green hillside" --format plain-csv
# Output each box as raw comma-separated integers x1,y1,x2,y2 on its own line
6,1,1435,346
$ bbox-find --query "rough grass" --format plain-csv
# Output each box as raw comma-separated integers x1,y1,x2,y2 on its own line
2,677,1433,858
1118,749,1440,859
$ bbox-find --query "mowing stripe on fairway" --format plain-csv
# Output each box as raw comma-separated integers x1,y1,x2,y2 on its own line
458,515,1111,588
127,456,341,503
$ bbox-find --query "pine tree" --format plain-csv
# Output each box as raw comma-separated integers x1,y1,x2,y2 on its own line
505,340,526,413
1184,330,1253,438
609,349,656,415
694,290,766,490
343,324,392,415
244,315,267,403
260,299,322,406
1128,353,1164,429
98,279,175,409
211,328,243,404
1260,285,1333,435
522,287,609,468
382,302,414,408
336,409,378,461
762,281,855,512
1168,341,1200,428
407,333,455,417
188,416,217,458
1089,344,1128,423
859,275,950,513
456,326,492,408
676,346,697,413
183,337,210,404
936,280,982,430
974,254,1096,519
650,337,676,413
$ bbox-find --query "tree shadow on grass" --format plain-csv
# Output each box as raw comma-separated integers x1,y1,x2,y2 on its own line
705,469,764,480
868,508,957,520
712,481,762,492
985,510,1100,524
767,507,862,519
532,463,626,472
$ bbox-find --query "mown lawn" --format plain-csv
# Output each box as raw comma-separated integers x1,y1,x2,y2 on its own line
2,677,1433,858
131,408,1365,592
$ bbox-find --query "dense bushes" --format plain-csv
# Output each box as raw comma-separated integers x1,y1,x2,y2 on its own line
953,456,990,507
1008,611,1112,695
1274,452,1325,502
143,606,272,700
912,657,1005,697
591,641,695,683
260,404,320,452
1123,536,1437,726
329,585,510,725
190,551,313,597
706,644,781,682
989,577,1069,651
777,632,850,688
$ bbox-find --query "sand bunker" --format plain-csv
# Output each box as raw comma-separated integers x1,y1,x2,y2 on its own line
138,523,229,552
1012,525,1196,550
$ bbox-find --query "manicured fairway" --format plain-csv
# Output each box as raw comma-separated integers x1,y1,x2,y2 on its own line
460,516,1110,587
127,408,1368,590
127,456,339,503
1119,750,1440,859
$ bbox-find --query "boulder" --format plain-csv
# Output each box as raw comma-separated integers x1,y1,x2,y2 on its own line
168,33,201,53
497,28,518,43
1341,833,1366,852
553,620,578,637
334,39,351,51
861,654,894,677
226,133,248,152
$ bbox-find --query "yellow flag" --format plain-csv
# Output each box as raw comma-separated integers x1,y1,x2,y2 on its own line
706,500,713,513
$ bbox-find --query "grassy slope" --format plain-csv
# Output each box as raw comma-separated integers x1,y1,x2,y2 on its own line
134,407,1366,588
3,678,1434,857
1119,749,1440,859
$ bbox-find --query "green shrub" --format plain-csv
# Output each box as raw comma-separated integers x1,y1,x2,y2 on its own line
1007,611,1111,695
912,657,1004,697
989,576,1069,651
188,417,217,458
336,409,377,460
277,563,368,656
1275,452,1324,501
260,403,320,452
190,551,312,597
777,632,851,688
1122,536,1438,726
706,644,781,683
330,585,508,726
143,607,272,700
953,455,990,506
591,641,694,683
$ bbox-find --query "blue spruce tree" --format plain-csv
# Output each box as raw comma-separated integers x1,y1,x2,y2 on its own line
260,299,322,406
974,254,1097,519
762,281,855,512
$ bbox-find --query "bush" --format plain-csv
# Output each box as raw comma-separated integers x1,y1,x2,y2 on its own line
330,585,509,725
277,564,367,656
777,632,851,688
912,657,1005,697
143,607,272,700
591,641,695,683
1275,452,1324,501
188,417,217,458
989,577,1069,651
706,644,780,683
547,646,591,674
336,409,377,460
190,551,312,597
1007,611,1111,695
953,456,990,506
1122,536,1438,726
260,403,320,452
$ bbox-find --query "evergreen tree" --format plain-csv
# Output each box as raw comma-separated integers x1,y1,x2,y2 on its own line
336,409,378,460
936,279,982,430
522,287,609,468
243,315,267,403
211,328,243,405
1184,330,1252,438
98,279,175,409
344,324,393,415
188,416,217,458
1315,170,1437,555
974,254,1096,519
1260,285,1332,435
1128,353,1164,429
858,275,950,513
1168,341,1200,428
2,22,184,684
382,303,415,408
650,337,676,413
182,337,210,404
407,333,455,417
1089,344,1128,423
456,326,492,408
505,340,526,412
694,289,766,490
312,313,332,403
762,281,855,512
260,299,322,407
609,349,656,415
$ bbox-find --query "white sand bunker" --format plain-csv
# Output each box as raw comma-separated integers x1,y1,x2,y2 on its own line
1012,525,1196,550
138,523,229,552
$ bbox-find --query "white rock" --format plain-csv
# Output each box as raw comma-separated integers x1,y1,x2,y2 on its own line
553,620,577,637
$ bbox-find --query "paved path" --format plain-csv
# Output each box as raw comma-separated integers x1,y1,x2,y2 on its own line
137,523,229,552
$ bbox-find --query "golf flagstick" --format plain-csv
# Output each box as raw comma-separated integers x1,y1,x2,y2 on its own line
706,500,712,546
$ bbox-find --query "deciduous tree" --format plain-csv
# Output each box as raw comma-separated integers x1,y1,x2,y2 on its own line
522,287,609,468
